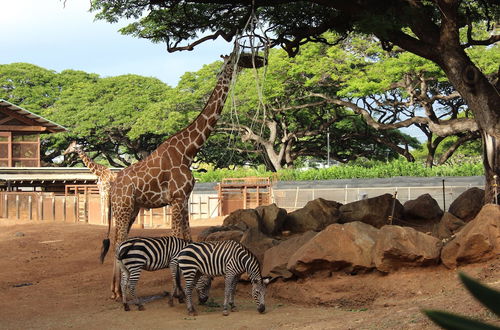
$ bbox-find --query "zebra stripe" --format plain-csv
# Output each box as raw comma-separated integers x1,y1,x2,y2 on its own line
177,240,269,316
116,236,190,311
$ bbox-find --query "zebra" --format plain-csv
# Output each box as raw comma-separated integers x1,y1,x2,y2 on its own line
116,236,211,311
176,240,270,316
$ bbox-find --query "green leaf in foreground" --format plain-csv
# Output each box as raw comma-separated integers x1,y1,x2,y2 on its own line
423,310,500,330
459,273,500,317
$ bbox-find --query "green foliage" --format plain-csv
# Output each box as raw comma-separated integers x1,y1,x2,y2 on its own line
423,273,500,330
194,158,483,182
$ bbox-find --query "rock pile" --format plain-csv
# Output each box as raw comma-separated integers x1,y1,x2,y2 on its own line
197,188,499,279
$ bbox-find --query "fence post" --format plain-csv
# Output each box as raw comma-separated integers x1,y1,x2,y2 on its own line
62,197,66,222
38,197,43,221
294,187,300,210
73,196,78,223
199,196,202,220
15,195,20,220
28,195,32,221
3,194,7,219
207,198,211,219
442,179,446,211
344,185,348,204
52,196,56,221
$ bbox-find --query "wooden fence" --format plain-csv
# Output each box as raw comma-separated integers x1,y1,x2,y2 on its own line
0,190,220,228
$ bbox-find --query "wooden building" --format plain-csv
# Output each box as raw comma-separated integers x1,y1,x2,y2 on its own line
0,99,66,167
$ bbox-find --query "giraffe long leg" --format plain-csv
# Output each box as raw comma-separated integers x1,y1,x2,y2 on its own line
171,197,191,240
111,207,140,300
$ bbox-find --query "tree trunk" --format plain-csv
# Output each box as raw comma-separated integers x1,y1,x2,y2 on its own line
437,47,500,203
482,132,500,204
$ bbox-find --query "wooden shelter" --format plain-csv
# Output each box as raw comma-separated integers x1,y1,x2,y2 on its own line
0,99,66,167
217,177,272,215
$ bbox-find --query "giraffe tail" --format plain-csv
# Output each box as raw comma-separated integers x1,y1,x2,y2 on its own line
99,193,113,264
100,238,110,264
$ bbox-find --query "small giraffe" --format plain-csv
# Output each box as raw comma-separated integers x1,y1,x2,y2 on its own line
100,51,246,299
63,141,117,224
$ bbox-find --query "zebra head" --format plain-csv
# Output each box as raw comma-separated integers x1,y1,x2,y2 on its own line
252,277,270,313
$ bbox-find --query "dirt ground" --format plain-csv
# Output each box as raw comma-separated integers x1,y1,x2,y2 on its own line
0,220,498,330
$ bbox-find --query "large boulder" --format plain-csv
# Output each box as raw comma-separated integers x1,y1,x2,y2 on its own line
372,225,443,273
240,228,279,263
441,204,500,269
255,203,287,236
287,222,380,277
448,187,485,222
197,226,237,241
204,230,244,242
222,209,262,232
262,231,317,279
283,198,342,233
339,194,403,228
403,193,443,220
433,212,466,240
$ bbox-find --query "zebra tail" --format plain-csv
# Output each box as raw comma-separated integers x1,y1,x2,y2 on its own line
117,242,136,260
175,261,182,291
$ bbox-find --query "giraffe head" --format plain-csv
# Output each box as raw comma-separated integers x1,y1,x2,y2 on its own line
63,141,82,156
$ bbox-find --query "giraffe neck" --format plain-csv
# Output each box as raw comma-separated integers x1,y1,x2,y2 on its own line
76,149,103,178
164,58,236,159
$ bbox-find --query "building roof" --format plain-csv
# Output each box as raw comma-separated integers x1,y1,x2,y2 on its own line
0,167,121,184
0,99,67,133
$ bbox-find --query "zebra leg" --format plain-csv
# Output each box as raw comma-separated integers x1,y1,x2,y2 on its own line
228,275,240,312
196,275,212,305
222,274,236,316
184,272,201,316
169,260,184,306
120,266,130,311
127,269,145,311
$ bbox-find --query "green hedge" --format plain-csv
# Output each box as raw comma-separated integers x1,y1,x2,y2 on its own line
194,159,483,183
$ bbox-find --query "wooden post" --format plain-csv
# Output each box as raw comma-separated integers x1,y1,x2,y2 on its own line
38,196,43,221
207,198,211,219
3,194,7,219
243,186,248,209
52,196,55,221
442,179,446,211
15,195,19,220
74,196,78,223
28,195,32,221
294,186,299,210
149,208,153,228
199,196,202,220
62,197,66,222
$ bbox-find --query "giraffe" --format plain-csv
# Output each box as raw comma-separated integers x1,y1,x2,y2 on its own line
63,141,117,224
100,51,248,299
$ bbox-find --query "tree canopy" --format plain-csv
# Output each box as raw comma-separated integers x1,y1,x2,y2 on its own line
90,0,500,200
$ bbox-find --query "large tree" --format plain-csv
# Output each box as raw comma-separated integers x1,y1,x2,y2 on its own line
170,51,420,171
91,0,500,201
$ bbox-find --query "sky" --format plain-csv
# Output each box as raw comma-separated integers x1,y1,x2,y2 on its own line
0,0,232,87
